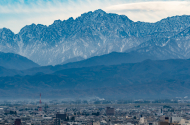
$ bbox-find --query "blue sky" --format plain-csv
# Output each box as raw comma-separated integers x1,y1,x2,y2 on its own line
0,0,190,33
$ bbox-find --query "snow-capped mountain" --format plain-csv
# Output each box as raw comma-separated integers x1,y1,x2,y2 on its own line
1,9,190,66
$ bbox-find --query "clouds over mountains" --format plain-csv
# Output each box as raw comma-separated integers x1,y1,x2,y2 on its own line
106,1,190,22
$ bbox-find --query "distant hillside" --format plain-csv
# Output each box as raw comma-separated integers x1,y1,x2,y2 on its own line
61,51,157,67
0,66,22,77
0,52,39,70
1,59,190,99
22,51,157,76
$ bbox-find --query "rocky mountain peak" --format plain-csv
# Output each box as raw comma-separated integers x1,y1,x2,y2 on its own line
1,10,190,66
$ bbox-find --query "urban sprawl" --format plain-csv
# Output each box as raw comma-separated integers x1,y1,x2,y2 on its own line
0,99,190,125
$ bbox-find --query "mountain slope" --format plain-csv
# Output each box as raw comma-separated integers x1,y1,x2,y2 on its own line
127,27,190,60
0,66,22,77
0,52,39,70
1,59,190,98
1,10,190,65
21,51,158,76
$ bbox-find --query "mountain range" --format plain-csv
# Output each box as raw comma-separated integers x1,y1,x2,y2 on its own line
1,9,190,99
1,9,190,66
1,58,190,99
0,51,156,77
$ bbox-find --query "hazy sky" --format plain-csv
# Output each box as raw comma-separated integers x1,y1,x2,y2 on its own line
0,0,190,33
